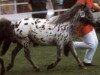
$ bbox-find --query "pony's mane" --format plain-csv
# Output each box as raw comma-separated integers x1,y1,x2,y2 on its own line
48,16,59,24
49,3,85,24
48,10,70,24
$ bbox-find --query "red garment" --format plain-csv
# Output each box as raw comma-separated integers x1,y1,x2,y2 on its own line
76,24,93,37
76,0,94,37
77,0,94,8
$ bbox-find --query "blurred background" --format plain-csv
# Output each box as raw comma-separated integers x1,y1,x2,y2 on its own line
0,0,100,30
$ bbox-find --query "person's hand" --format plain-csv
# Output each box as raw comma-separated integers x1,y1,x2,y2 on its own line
46,9,54,19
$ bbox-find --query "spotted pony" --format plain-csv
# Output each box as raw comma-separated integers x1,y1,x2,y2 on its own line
7,3,95,71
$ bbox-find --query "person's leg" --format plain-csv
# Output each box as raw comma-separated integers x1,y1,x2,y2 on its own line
83,29,98,63
73,29,98,63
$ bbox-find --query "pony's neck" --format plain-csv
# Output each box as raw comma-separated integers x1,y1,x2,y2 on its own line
68,3,84,20
51,3,85,24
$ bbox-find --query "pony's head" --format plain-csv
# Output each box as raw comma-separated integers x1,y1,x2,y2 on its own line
70,4,94,26
51,3,93,25
79,4,95,25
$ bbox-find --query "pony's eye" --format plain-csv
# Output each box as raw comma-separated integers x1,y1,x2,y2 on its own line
80,11,85,17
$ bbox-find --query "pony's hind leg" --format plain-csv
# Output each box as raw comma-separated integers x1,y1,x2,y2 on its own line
68,41,87,69
47,44,62,70
7,43,23,71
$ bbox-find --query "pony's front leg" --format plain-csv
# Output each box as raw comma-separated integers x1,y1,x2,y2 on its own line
0,39,3,49
0,58,5,75
7,43,23,71
47,44,63,70
23,39,40,71
69,41,87,69
24,47,40,71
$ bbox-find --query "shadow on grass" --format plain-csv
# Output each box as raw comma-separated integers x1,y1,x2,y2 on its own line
5,64,100,75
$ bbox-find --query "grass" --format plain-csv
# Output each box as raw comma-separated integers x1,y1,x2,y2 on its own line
1,33,100,75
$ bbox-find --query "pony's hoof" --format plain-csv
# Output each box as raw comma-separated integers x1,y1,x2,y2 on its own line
6,64,13,72
34,66,40,71
78,64,87,69
47,63,55,70
82,66,87,69
35,68,40,72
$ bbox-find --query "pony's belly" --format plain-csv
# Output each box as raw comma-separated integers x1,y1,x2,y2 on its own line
31,33,55,45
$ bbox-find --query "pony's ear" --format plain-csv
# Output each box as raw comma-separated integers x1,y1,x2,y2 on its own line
83,3,91,12
84,3,87,8
81,3,87,10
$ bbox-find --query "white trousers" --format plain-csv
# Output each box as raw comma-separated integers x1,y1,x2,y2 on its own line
73,29,98,63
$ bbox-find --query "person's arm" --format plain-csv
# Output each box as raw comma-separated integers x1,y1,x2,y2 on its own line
28,4,33,11
46,0,54,10
28,0,33,11
93,3,100,11
46,0,54,19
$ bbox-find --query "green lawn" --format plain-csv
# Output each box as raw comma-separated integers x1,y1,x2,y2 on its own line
2,33,100,75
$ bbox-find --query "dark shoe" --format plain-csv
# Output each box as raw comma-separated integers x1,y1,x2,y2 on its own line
83,62,96,66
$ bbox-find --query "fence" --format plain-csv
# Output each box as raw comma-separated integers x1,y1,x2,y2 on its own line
0,1,100,31
0,1,29,14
